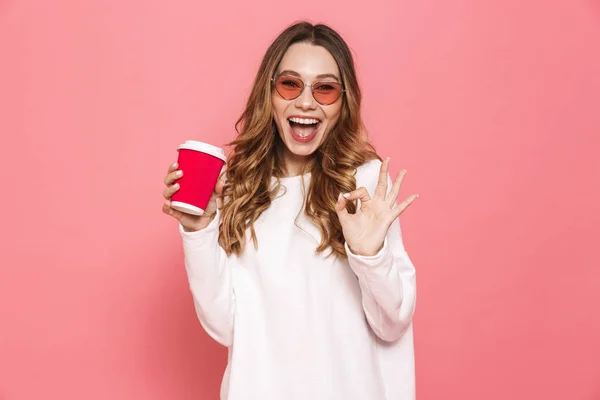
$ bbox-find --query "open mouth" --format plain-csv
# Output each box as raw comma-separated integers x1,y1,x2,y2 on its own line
287,117,322,142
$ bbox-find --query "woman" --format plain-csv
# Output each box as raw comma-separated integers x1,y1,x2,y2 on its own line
162,21,419,400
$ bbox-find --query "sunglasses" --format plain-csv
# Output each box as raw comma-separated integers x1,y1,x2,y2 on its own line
271,74,345,105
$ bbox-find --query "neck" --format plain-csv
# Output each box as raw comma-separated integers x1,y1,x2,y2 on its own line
279,148,313,177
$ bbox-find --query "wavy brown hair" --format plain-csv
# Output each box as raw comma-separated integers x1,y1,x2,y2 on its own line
218,21,380,259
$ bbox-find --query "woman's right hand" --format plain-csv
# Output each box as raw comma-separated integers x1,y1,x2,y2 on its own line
162,162,224,232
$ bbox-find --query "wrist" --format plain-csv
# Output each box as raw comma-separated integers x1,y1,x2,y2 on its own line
348,242,384,257
183,214,215,233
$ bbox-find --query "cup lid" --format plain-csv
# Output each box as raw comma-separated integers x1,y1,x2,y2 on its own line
177,140,226,161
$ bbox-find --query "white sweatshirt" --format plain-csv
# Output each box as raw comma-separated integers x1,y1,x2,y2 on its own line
179,159,416,400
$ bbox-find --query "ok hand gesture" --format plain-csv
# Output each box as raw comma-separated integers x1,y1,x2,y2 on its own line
335,158,419,256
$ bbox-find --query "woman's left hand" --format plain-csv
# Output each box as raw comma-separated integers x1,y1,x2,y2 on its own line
335,158,419,257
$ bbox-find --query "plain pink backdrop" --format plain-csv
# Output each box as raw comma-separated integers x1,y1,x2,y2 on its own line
1,0,599,399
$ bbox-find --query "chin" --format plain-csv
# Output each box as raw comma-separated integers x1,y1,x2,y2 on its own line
284,142,321,157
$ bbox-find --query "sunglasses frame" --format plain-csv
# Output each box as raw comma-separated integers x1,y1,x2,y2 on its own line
271,74,346,106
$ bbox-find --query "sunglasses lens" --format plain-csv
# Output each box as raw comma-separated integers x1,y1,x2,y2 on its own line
275,76,303,100
274,75,344,105
313,82,343,105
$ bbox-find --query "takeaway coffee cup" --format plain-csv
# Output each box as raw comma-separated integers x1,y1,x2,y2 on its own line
170,140,226,216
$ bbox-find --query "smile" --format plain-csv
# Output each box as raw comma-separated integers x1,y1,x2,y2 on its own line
287,116,322,143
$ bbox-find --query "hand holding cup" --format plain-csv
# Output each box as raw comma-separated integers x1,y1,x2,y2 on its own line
162,140,227,232
162,162,224,232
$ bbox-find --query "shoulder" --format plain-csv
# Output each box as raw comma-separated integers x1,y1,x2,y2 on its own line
354,158,383,192
355,158,382,178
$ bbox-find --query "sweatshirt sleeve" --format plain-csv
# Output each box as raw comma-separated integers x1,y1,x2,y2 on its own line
179,208,235,347
344,160,417,342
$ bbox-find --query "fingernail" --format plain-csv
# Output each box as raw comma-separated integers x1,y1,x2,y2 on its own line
174,183,179,188
338,193,343,201
176,170,183,176
343,193,350,198
172,162,177,168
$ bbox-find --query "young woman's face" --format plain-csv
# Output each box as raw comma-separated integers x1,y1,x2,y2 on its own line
271,42,343,171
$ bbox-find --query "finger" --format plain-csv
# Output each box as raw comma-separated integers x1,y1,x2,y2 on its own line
164,169,183,186
162,200,184,221
342,187,370,203
387,169,406,208
335,192,350,221
214,179,225,196
162,182,180,199
390,194,419,219
374,157,390,199
166,162,178,175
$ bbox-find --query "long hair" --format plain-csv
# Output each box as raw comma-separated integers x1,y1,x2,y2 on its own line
218,21,380,258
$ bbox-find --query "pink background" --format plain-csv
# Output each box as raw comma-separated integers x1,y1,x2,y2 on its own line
1,0,599,399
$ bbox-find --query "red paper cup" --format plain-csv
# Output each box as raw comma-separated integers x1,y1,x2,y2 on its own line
170,140,226,216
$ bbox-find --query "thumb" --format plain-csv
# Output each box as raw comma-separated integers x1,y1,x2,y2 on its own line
335,193,349,222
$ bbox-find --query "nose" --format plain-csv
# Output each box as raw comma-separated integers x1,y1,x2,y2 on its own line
294,84,317,110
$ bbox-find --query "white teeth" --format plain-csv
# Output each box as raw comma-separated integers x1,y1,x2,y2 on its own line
288,117,320,124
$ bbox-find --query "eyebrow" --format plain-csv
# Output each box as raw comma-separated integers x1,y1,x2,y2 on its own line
278,69,340,83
